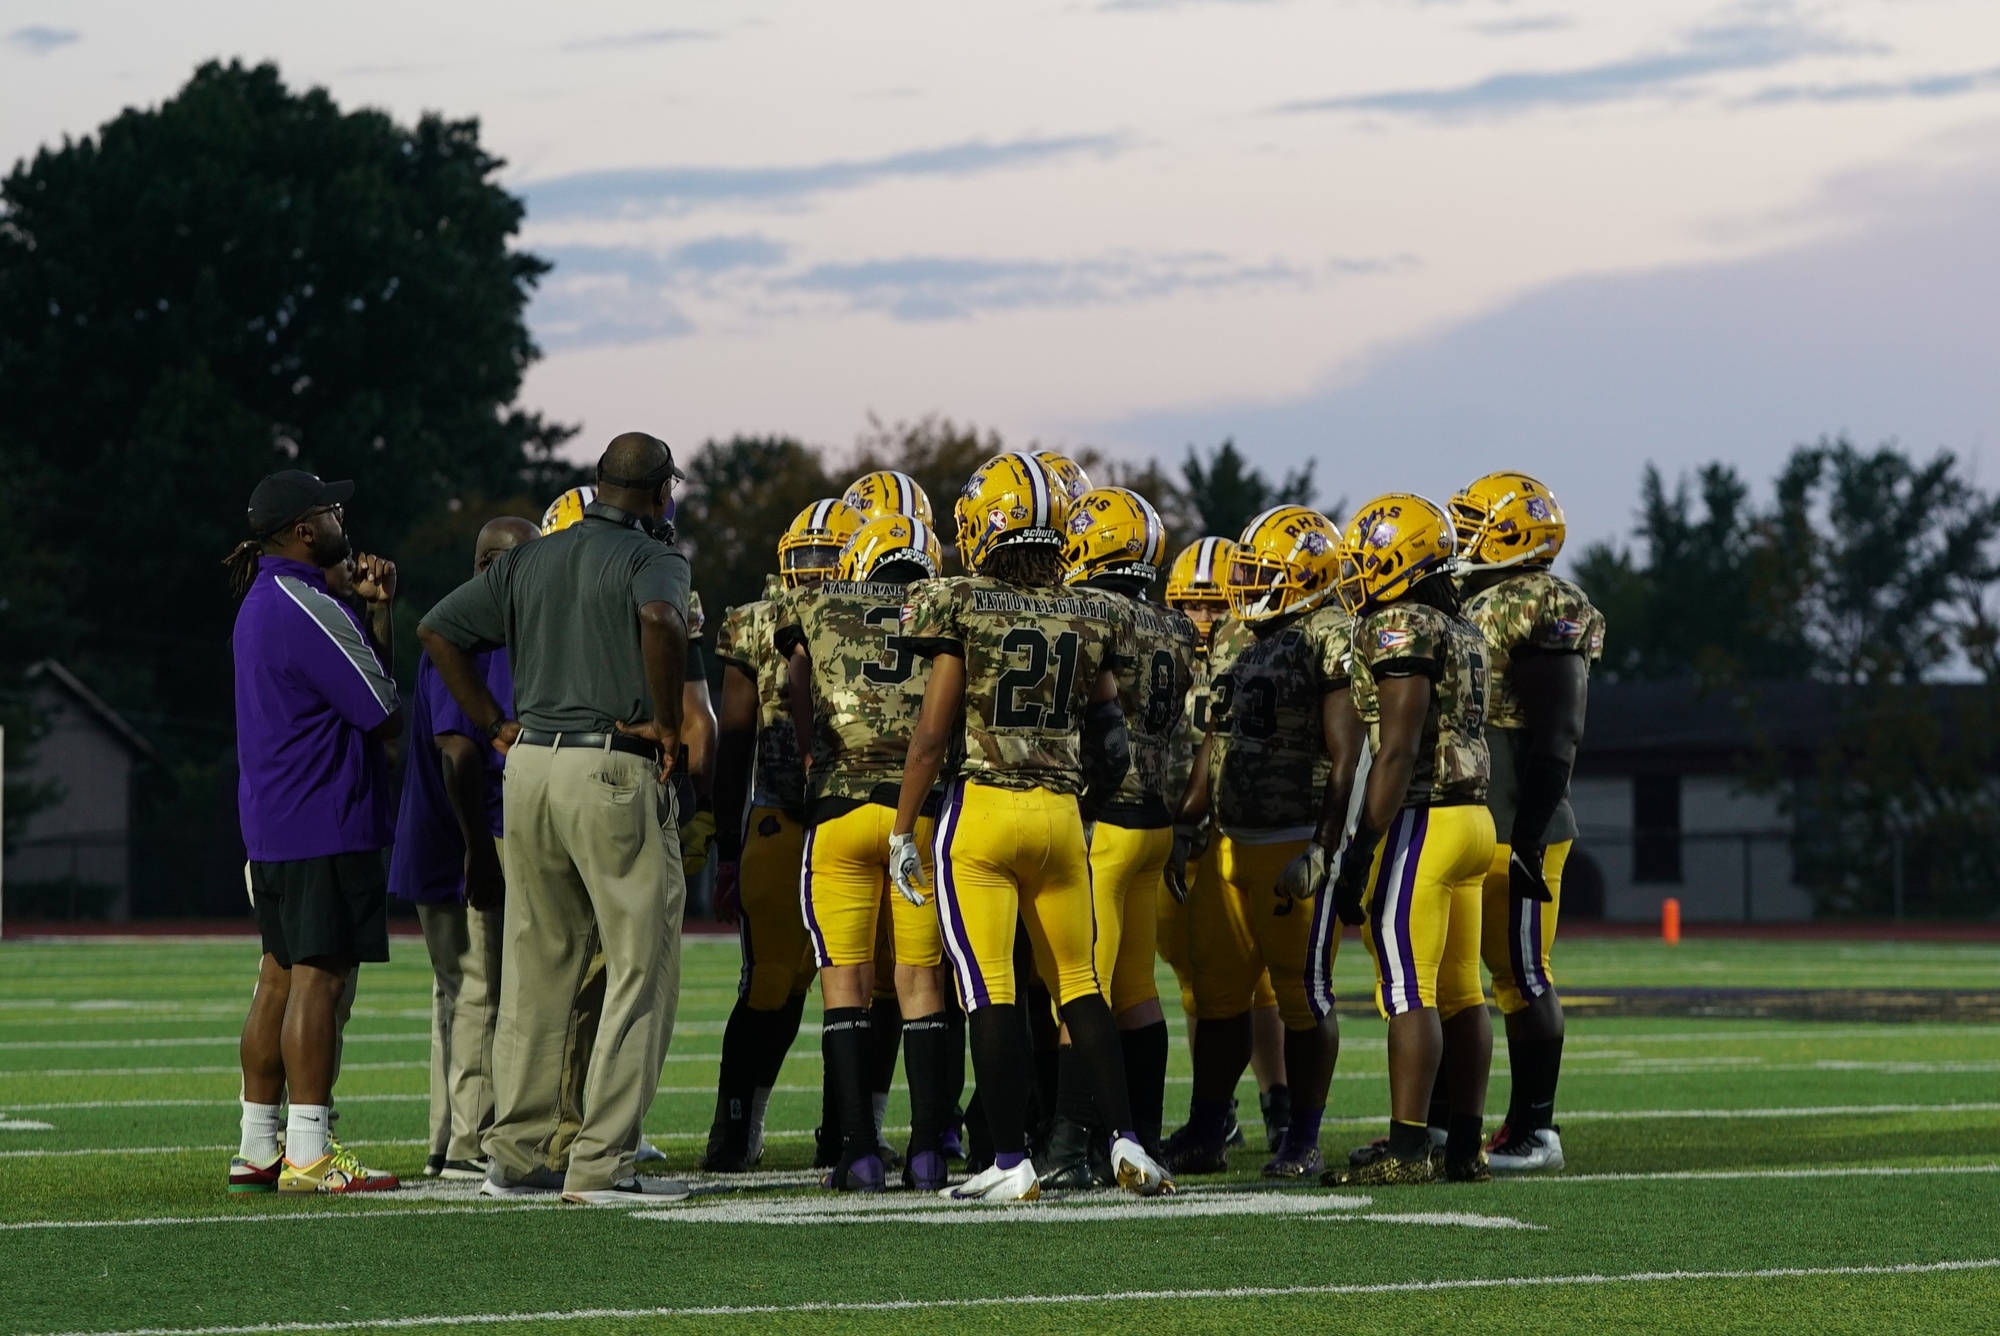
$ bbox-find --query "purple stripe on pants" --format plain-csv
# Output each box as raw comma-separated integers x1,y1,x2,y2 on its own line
1394,808,1428,1013
798,826,833,968
1367,811,1408,1014
934,781,990,1010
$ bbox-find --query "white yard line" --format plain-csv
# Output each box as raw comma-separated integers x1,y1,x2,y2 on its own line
19,1259,2000,1335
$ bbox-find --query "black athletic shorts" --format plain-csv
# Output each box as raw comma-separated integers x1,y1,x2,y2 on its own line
250,851,391,968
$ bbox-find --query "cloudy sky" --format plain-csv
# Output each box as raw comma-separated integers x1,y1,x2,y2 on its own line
5,0,1999,550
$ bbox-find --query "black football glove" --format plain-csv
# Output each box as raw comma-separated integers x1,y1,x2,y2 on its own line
1331,825,1382,927
1509,844,1554,903
1165,821,1210,904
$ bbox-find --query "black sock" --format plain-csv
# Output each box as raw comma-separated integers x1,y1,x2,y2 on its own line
1120,1021,1170,1152
821,1006,875,1155
869,995,902,1098
945,999,967,1112
1447,1114,1483,1166
968,1004,1029,1162
753,991,808,1090
903,1013,952,1154
1427,1059,1452,1132
1387,1119,1431,1160
1058,993,1135,1139
712,999,759,1131
1515,1033,1564,1131
1025,981,1061,1137
1055,1044,1096,1125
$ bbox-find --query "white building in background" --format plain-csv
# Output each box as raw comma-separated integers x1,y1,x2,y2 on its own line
3,660,157,921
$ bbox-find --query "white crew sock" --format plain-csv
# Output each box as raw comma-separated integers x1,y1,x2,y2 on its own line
871,1091,889,1142
286,1104,331,1165
238,1101,281,1163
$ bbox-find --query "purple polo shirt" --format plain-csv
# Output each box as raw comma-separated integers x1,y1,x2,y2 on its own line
387,651,513,904
233,557,398,862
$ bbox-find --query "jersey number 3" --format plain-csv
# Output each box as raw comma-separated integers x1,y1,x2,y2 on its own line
860,605,914,685
995,627,1081,729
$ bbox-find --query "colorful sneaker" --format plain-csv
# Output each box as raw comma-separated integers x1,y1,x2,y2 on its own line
823,1151,886,1193
1160,1124,1229,1176
903,1149,948,1192
1111,1136,1176,1197
1487,1127,1564,1175
1261,1143,1324,1180
1348,1125,1446,1167
1445,1150,1492,1183
276,1143,400,1194
228,1154,281,1194
942,1159,1039,1203
1321,1152,1437,1188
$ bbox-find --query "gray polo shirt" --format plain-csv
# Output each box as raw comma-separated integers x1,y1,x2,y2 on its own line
422,516,692,733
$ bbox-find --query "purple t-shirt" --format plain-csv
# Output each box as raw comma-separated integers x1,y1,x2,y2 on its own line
388,651,513,904
233,557,398,862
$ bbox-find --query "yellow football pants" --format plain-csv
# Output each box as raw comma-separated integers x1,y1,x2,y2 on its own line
739,806,816,1010
933,781,1102,1009
1088,823,1170,1017
801,804,942,970
1358,804,1496,1021
1481,839,1571,1015
1187,833,1321,1030
1159,855,1276,1020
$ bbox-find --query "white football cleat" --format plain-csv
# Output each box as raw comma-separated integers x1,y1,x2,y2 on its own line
1111,1136,1176,1197
940,1159,1041,1203
1487,1127,1564,1175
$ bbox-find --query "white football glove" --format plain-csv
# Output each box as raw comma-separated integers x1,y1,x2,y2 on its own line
1278,840,1328,901
888,831,928,907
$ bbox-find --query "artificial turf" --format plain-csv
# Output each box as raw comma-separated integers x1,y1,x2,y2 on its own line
1,935,1996,1334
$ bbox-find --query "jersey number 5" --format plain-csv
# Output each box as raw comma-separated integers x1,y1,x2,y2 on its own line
995,627,1081,729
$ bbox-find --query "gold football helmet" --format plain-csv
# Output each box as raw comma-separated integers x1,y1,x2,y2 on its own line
953,452,1069,573
1063,487,1167,585
1165,536,1236,651
842,470,934,526
838,514,943,582
777,498,863,588
1334,493,1456,613
539,486,595,535
1034,451,1094,503
1227,506,1341,622
1448,471,1567,571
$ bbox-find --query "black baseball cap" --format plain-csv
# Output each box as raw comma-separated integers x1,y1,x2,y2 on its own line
247,470,355,540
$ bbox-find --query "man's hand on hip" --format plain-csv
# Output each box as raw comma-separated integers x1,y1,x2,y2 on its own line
614,719,680,783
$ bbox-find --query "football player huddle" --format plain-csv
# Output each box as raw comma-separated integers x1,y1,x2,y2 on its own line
670,455,1602,1201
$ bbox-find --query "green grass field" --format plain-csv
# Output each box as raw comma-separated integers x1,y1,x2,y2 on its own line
3,933,1998,1334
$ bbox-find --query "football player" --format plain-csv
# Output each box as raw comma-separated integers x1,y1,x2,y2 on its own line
1033,450,1094,505
1449,472,1603,1174
843,469,934,526
1320,493,1496,1187
1167,507,1350,1180
1159,538,1292,1154
892,452,1174,1202
701,499,861,1170
776,513,955,1190
1031,488,1196,1188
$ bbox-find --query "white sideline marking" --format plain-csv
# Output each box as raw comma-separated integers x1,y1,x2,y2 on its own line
635,1189,1375,1226
0,1118,55,1131
0,1034,429,1052
0,1203,559,1232
19,1259,2000,1335
1515,1163,2000,1185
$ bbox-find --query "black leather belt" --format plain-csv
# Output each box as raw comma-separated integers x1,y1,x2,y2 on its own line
513,728,660,760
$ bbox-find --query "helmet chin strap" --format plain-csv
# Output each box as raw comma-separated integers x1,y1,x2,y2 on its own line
1456,541,1555,574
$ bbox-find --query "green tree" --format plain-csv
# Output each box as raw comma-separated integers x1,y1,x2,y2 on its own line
675,436,838,619
0,60,569,912
1180,439,1316,541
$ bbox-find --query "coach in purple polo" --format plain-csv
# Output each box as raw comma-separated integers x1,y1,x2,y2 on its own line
226,470,403,1196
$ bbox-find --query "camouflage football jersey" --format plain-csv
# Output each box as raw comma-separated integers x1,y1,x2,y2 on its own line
902,576,1124,796
1462,569,1605,843
1209,606,1353,832
1098,595,1196,826
1462,570,1605,730
774,579,935,805
713,597,806,815
1166,641,1226,812
1348,602,1490,809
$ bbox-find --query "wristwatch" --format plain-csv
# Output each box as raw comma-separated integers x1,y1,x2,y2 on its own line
484,716,511,741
